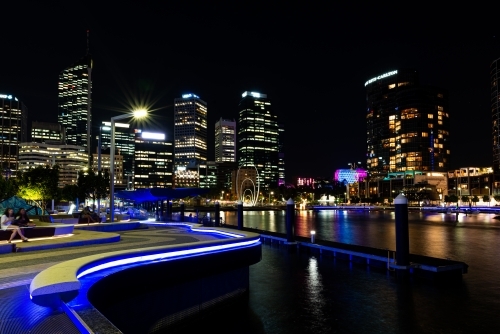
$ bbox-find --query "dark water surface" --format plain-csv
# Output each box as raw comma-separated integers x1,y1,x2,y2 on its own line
183,210,500,333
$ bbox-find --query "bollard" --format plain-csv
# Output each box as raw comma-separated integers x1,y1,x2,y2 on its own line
237,201,243,230
180,201,185,222
310,230,316,243
456,211,459,222
214,201,220,227
286,198,295,242
394,194,409,267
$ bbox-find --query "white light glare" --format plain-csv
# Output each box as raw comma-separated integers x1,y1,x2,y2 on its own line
141,132,165,140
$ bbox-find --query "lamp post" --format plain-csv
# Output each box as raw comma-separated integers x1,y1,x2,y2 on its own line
269,191,273,204
109,109,147,223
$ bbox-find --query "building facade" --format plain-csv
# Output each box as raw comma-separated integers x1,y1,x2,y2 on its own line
365,69,450,176
31,121,65,144
492,58,500,175
99,122,135,179
199,161,218,189
215,118,236,163
57,52,92,157
91,151,125,188
0,93,28,173
447,167,493,197
278,122,285,186
134,130,173,189
173,94,207,168
237,91,280,190
18,142,87,187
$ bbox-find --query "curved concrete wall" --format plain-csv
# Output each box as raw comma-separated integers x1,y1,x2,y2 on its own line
30,224,261,308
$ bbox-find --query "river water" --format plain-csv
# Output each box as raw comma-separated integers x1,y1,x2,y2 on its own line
182,209,500,333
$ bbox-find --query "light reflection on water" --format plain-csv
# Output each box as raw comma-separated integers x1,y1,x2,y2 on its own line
181,209,500,333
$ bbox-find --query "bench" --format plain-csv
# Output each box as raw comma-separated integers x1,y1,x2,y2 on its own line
0,224,74,241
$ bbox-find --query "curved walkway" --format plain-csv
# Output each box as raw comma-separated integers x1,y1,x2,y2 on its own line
0,224,228,333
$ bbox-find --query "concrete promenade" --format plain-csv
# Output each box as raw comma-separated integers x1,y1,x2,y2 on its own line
0,221,222,333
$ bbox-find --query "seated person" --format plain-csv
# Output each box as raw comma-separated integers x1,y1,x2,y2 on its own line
1,208,29,243
80,206,97,223
14,208,36,227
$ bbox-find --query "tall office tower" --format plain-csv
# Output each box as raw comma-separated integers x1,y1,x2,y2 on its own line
99,122,135,179
134,130,173,189
0,93,28,173
31,122,65,144
173,94,207,168
237,91,280,190
215,118,236,162
278,123,285,186
57,37,92,158
365,69,450,176
492,58,500,174
198,161,218,189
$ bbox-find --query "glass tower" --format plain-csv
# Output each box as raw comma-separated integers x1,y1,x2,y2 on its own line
237,91,280,189
99,121,135,179
31,121,65,144
365,69,450,176
215,118,236,162
0,93,27,173
492,58,500,174
134,130,173,188
57,52,92,158
174,94,207,168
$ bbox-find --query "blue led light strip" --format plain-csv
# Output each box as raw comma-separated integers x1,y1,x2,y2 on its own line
76,239,260,279
147,222,245,238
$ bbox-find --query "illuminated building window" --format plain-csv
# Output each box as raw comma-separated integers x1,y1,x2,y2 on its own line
428,124,433,128
428,114,433,119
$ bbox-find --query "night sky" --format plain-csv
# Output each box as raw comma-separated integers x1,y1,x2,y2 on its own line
2,2,499,183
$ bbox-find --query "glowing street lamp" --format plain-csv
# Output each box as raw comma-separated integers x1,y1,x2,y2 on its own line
269,191,273,204
109,109,148,222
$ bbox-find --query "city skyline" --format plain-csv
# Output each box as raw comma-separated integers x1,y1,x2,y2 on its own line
2,3,499,181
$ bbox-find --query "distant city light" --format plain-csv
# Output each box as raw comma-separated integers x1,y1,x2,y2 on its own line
102,122,129,129
364,70,398,86
242,91,267,98
0,94,13,100
334,169,368,184
142,132,165,140
182,93,200,99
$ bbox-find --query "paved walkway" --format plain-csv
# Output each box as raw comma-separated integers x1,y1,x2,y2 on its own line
0,223,221,333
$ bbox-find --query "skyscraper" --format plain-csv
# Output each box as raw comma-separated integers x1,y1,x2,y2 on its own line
237,91,280,189
365,69,450,176
99,121,135,179
0,93,27,173
57,34,92,158
31,122,65,144
278,122,285,186
492,58,500,174
134,130,173,188
215,118,236,162
173,94,207,168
